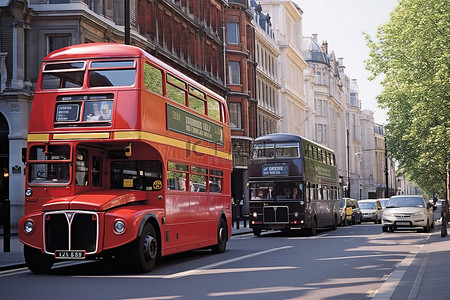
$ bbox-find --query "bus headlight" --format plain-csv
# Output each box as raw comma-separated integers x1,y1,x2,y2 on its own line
294,211,299,218
252,212,258,218
299,201,304,205
25,188,33,197
114,220,126,234
24,220,34,234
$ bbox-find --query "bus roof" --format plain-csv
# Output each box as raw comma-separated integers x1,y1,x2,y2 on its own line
42,43,226,103
254,133,334,153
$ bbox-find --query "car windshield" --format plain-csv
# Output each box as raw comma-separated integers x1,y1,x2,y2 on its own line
387,197,425,208
359,202,376,209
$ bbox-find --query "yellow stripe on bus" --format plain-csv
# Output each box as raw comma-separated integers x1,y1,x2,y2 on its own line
114,131,232,160
53,132,111,140
27,134,50,142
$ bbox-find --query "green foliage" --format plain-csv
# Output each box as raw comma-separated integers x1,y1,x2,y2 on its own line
365,0,450,195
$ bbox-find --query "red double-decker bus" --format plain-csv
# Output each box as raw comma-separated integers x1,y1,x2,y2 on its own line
18,43,232,273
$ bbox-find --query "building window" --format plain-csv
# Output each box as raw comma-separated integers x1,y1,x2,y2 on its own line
316,124,327,142
47,35,70,54
229,61,240,85
227,22,239,44
229,102,241,129
315,99,327,117
350,92,357,107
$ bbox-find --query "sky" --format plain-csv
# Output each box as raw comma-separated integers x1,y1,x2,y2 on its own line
294,0,399,124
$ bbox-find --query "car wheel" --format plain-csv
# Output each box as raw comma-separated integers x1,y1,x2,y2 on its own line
382,226,388,232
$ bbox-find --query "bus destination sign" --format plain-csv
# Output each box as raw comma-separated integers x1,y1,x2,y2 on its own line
55,104,80,122
262,164,289,176
167,104,223,145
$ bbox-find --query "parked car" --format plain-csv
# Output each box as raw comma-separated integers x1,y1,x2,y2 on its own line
378,198,390,209
358,199,383,223
350,199,362,225
382,195,435,232
340,198,361,225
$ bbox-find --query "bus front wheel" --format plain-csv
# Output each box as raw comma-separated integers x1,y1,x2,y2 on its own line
24,245,54,274
212,218,228,253
308,217,317,236
131,223,158,273
252,228,262,237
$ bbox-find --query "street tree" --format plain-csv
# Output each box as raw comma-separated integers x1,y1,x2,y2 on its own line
365,0,449,196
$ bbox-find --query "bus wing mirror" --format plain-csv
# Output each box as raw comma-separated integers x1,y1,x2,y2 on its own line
22,147,27,163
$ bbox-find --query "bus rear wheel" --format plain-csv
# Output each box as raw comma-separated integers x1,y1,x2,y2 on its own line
131,223,158,273
212,218,228,254
24,245,54,274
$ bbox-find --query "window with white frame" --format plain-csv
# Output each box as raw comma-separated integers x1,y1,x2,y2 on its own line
316,124,327,142
227,22,239,44
315,99,328,117
229,102,241,129
229,61,240,85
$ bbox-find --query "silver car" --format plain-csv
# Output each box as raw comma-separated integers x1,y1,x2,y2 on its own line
382,195,435,232
358,199,383,224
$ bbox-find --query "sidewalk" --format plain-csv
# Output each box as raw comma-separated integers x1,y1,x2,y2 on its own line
1,223,449,300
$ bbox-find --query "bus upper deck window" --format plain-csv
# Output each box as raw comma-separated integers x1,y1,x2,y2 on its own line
275,143,299,158
89,60,136,87
252,143,274,159
42,62,85,90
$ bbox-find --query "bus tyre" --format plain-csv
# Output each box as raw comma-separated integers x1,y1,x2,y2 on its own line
308,217,317,236
212,218,228,254
331,214,338,230
252,228,262,237
24,245,54,274
131,223,158,273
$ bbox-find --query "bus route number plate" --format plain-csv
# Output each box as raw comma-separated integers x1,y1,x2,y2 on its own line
55,250,86,259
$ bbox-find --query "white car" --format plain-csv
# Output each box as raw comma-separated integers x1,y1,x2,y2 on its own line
382,195,435,232
358,199,383,224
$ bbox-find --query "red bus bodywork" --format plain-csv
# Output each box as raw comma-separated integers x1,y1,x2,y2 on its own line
19,43,232,273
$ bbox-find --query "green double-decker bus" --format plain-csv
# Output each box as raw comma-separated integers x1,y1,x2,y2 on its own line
248,133,339,236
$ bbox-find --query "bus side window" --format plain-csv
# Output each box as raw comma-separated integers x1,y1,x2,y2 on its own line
76,149,89,186
144,63,163,95
92,156,102,187
167,74,187,105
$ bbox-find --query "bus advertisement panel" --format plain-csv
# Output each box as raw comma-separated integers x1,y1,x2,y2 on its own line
19,43,232,273
248,134,339,236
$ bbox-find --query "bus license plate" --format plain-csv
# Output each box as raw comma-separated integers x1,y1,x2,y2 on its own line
395,221,411,226
55,250,86,259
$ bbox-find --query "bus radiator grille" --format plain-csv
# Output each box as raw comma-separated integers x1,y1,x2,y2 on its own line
263,206,289,224
44,211,98,254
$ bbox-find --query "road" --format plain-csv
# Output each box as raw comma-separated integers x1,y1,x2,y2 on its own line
0,223,435,300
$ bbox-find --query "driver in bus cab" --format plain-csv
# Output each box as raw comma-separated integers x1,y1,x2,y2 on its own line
291,187,300,199
98,101,112,120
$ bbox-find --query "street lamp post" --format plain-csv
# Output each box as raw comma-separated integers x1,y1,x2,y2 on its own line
347,128,350,197
124,0,130,45
384,136,389,198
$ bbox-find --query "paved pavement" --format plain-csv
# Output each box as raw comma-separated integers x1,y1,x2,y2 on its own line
1,220,449,300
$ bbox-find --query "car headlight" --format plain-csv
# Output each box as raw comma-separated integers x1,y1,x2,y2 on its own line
114,220,126,234
383,211,393,217
24,220,34,234
413,211,425,216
